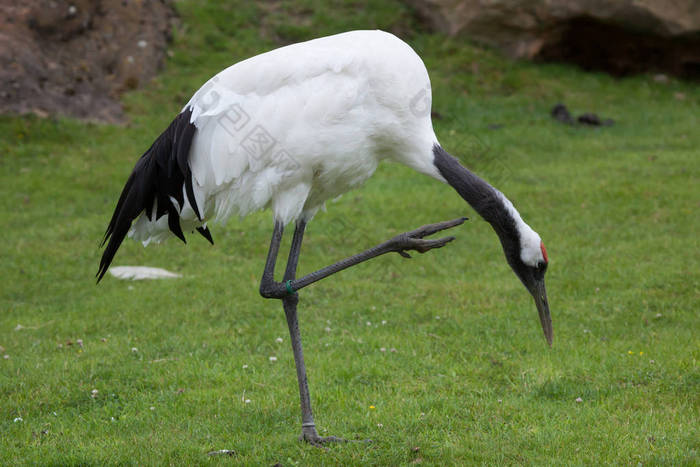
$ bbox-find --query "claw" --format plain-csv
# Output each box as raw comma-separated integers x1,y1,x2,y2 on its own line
408,217,468,238
391,219,459,256
300,433,353,447
300,434,370,447
405,235,456,254
421,235,455,251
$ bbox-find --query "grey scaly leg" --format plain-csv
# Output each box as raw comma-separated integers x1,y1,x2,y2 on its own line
259,217,467,444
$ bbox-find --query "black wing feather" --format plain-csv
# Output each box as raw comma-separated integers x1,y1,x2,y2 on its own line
97,107,210,282
196,226,214,245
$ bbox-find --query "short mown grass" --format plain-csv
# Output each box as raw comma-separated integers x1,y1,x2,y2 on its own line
1,1,698,465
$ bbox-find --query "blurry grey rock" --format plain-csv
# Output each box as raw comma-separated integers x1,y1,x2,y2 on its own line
404,0,700,77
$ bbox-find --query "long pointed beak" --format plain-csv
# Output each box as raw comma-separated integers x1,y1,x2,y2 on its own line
532,279,553,346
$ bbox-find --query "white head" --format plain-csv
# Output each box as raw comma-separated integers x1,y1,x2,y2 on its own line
496,191,548,267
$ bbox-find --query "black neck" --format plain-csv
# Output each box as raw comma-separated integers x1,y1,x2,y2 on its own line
432,145,519,252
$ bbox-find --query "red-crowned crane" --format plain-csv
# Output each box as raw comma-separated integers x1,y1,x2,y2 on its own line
97,30,552,445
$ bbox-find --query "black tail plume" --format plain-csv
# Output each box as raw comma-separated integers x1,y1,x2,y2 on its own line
196,226,214,245
97,108,205,282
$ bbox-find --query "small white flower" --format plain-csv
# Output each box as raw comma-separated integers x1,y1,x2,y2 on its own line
137,40,148,48
377,423,383,427
381,320,387,325
131,347,138,352
76,339,83,347
435,316,440,320
91,389,98,397
380,347,386,352
390,348,397,353
575,397,583,403
13,417,23,422
242,364,248,369
366,321,371,326
324,327,331,332
269,356,277,362
275,337,283,343
244,399,251,404
3,355,9,359
150,406,155,410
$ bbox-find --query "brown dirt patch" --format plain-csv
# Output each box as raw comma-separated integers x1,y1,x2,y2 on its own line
0,0,177,123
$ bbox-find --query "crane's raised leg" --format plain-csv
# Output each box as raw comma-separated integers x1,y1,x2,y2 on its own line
259,216,466,445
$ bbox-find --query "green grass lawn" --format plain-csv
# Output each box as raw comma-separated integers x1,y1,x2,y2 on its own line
1,1,698,465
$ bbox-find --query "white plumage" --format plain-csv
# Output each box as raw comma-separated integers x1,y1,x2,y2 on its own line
98,30,552,443
129,30,440,245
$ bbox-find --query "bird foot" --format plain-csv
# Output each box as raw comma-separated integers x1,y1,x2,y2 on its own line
299,433,347,446
392,217,467,258
299,426,370,447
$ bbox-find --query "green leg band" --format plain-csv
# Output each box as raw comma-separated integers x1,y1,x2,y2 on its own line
285,280,296,295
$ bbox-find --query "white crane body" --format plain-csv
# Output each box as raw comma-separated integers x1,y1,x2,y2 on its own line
131,30,439,244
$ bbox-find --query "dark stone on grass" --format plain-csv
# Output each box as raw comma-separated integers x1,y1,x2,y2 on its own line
551,103,614,127
551,103,575,125
577,113,615,126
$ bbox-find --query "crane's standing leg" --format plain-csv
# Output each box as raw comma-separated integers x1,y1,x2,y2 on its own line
280,220,343,443
261,219,342,444
260,216,467,445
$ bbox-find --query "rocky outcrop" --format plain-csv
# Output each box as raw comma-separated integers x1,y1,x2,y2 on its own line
0,0,177,122
405,0,700,77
